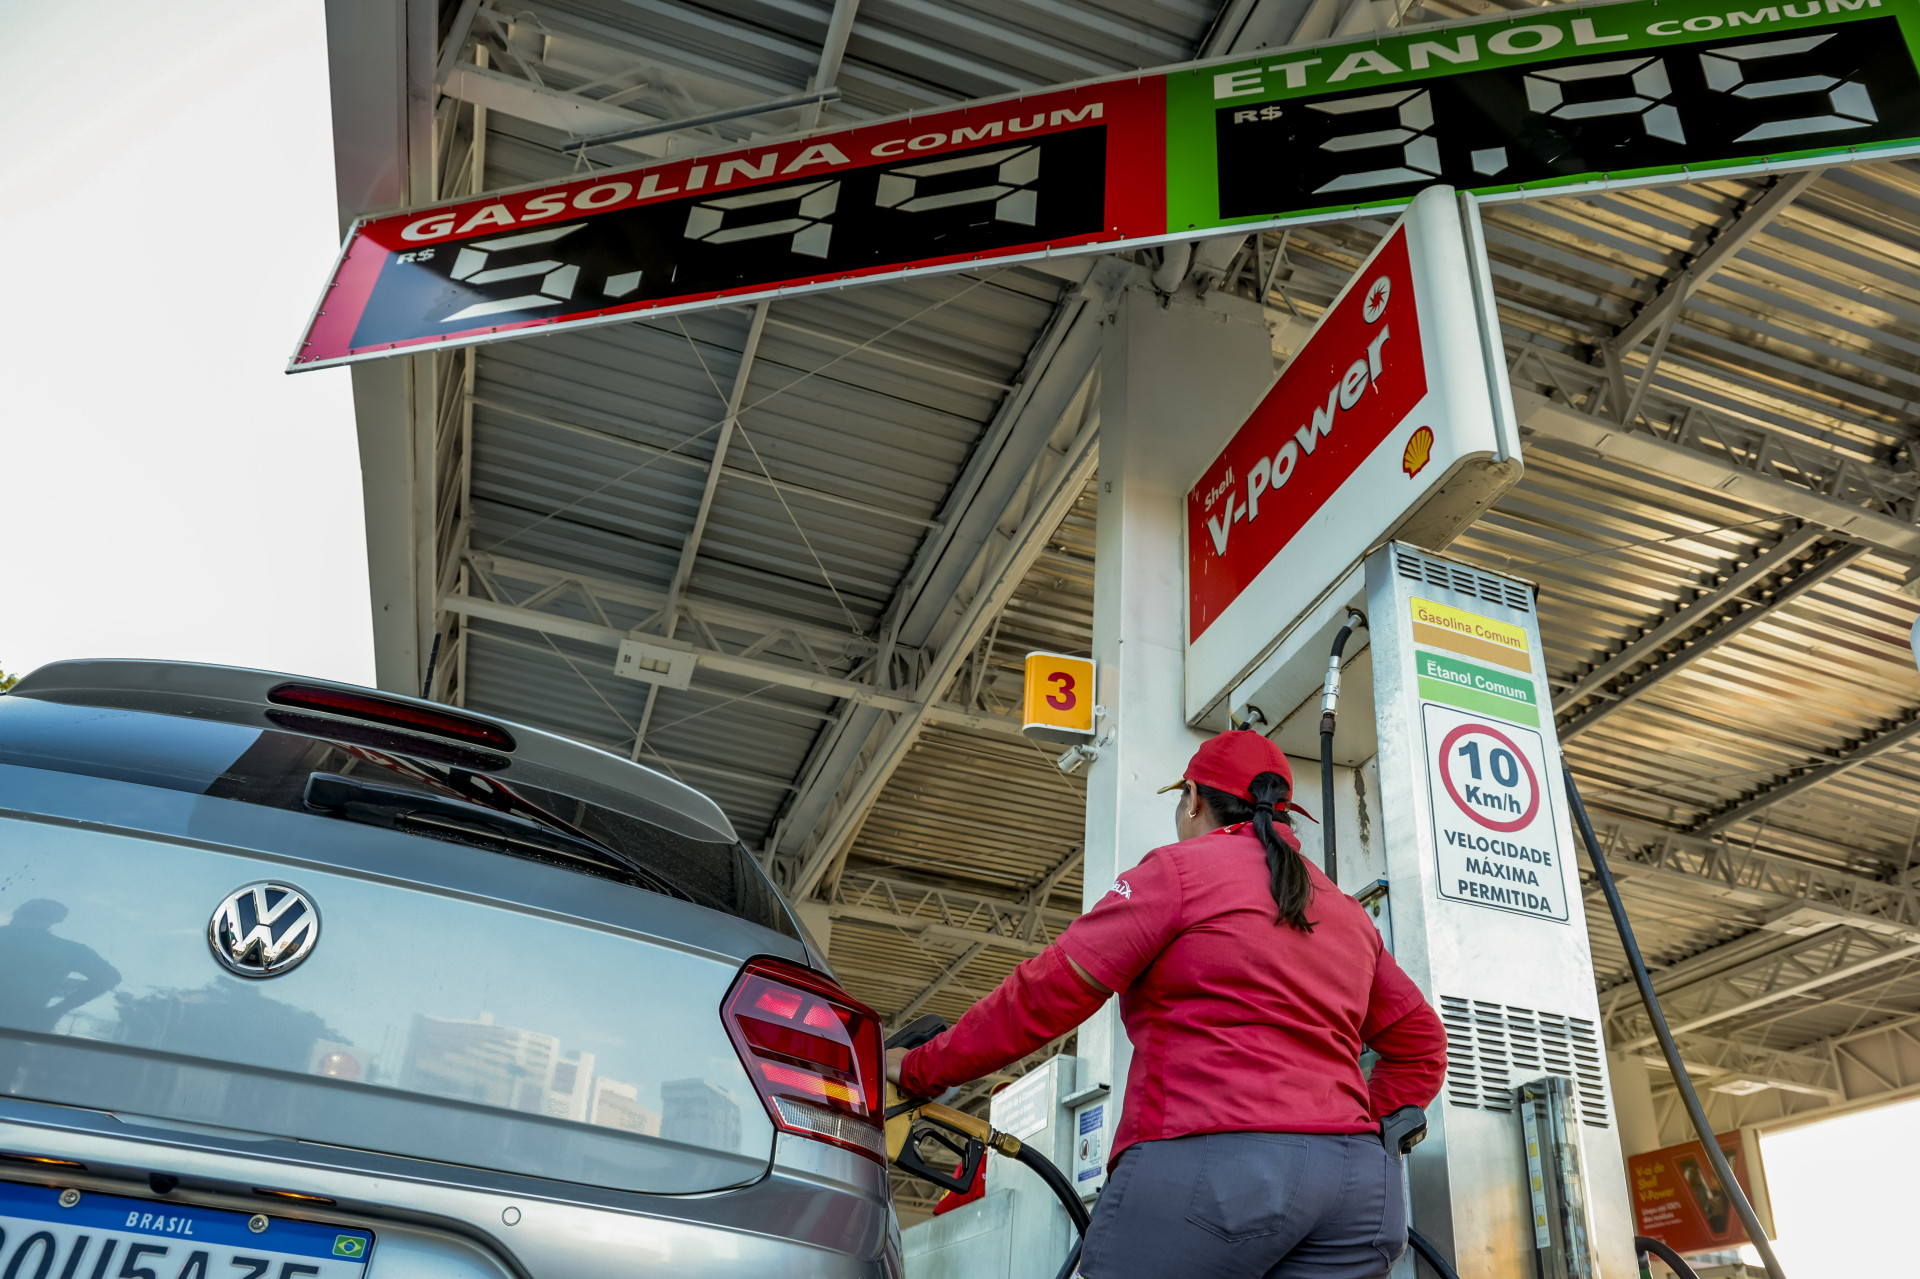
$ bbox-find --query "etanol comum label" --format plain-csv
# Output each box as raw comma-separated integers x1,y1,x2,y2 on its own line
1416,648,1539,725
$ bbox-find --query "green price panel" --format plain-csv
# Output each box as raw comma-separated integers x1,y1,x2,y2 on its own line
1167,0,1920,231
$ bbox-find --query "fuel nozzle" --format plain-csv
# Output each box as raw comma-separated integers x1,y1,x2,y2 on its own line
1320,608,1368,888
1320,607,1369,731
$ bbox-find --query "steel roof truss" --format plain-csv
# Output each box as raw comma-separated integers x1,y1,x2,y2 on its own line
1644,1030,1842,1101
877,844,1084,1030
1607,170,1824,361
1691,710,1920,840
1551,522,1824,715
1512,347,1920,561
1557,537,1866,741
1611,926,1920,1052
442,587,1025,735
1589,816,1920,940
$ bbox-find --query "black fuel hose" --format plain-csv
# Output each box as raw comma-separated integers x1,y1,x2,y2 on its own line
1563,764,1788,1279
1636,1235,1703,1279
1014,1142,1091,1234
1052,1237,1083,1279
1407,1227,1461,1279
1318,609,1367,888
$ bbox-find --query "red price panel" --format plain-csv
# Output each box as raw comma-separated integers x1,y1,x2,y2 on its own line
1421,703,1569,923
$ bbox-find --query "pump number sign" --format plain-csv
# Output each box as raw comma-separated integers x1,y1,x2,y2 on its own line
294,0,1920,368
1423,704,1570,923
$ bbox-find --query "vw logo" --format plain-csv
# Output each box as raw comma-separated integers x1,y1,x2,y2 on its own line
208,883,320,978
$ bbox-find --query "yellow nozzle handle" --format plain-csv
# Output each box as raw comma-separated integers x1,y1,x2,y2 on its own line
884,1081,916,1163
884,1085,1024,1165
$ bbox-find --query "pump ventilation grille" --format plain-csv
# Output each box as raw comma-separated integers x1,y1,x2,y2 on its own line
1439,996,1610,1128
1393,546,1532,613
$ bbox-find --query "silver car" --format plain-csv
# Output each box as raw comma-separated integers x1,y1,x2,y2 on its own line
0,660,899,1278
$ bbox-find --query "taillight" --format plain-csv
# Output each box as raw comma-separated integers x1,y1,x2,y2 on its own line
267,683,517,751
722,957,885,1163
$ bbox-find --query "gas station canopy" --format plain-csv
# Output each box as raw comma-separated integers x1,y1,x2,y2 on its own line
322,0,1920,1215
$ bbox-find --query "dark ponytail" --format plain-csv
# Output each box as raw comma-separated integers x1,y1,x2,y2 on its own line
1193,771,1316,932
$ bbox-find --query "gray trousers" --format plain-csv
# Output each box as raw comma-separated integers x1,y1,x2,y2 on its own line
1077,1131,1406,1279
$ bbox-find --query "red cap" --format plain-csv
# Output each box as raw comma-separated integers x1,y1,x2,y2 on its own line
1156,730,1295,803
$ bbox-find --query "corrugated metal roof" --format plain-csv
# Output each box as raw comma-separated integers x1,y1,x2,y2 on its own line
352,0,1920,1143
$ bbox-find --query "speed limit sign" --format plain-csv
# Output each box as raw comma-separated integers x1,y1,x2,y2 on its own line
1436,722,1539,833
1422,703,1569,923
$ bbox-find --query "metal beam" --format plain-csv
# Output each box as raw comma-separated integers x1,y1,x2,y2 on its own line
1510,355,1920,560
440,61,674,157
665,303,769,616
1203,0,1319,55
471,551,886,659
827,906,1045,957
1557,539,1867,740
806,0,861,129
1584,814,1920,939
1554,524,1824,715
433,0,485,89
441,592,1027,738
569,88,840,152
1643,1030,1844,1101
1691,709,1920,838
1644,1013,1920,1139
888,942,990,1029
765,283,1106,874
828,870,1079,956
1609,170,1823,356
1610,927,1920,1052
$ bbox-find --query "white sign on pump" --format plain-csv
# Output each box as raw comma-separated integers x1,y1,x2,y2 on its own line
1183,186,1523,722
1421,703,1571,923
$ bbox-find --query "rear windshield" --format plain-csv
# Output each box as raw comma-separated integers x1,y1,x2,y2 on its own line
0,695,795,937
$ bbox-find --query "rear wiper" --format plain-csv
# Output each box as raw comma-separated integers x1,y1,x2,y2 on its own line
303,772,691,901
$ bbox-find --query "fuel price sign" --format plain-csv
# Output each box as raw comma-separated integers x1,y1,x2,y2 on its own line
1422,703,1570,923
294,0,1920,369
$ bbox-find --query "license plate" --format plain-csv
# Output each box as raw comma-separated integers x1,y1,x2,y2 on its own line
0,1181,373,1279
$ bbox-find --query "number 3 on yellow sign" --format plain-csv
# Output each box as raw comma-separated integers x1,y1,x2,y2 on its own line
1022,651,1096,744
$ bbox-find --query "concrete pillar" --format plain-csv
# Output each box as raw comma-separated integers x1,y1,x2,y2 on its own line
1608,1049,1662,1156
1080,281,1274,1110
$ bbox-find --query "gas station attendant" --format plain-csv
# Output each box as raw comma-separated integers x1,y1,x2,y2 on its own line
888,730,1447,1278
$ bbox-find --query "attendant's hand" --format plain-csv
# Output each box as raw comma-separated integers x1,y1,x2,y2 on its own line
885,1046,909,1088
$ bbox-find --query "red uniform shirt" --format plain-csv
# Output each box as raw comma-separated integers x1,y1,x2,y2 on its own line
899,825,1445,1168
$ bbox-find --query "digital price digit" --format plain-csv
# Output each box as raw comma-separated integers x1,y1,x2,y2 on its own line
1699,33,1879,142
1308,89,1440,194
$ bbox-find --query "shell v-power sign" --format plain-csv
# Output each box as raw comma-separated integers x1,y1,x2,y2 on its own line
296,0,1920,368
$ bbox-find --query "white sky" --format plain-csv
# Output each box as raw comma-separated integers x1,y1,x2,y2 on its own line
0,2,1912,1270
0,0,372,687
1757,1093,1920,1278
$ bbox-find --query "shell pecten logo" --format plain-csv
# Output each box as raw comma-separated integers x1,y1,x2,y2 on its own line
1402,425,1434,478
